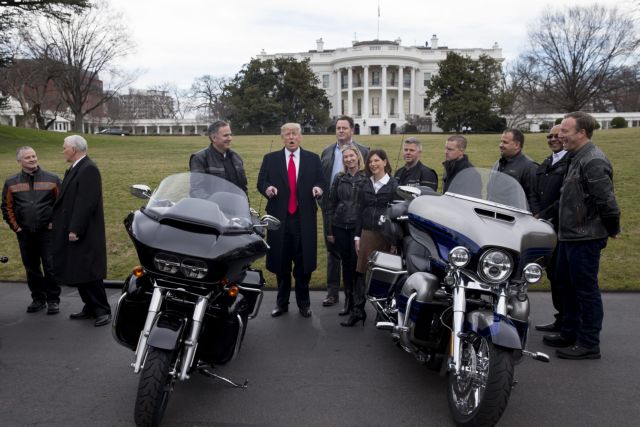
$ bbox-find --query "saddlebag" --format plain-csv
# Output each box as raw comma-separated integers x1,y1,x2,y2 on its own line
365,251,406,298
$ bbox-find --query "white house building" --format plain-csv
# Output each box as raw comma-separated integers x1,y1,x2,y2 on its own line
257,35,503,135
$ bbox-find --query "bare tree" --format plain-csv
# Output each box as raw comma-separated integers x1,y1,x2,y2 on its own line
0,1,89,109
188,75,229,122
0,57,65,128
516,5,639,112
22,0,137,131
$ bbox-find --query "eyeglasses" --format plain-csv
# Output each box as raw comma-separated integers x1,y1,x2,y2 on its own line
546,134,559,140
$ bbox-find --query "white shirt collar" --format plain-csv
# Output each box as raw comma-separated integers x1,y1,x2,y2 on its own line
72,155,86,169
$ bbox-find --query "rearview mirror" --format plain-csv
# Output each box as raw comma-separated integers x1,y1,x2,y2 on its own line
397,185,421,201
130,184,152,199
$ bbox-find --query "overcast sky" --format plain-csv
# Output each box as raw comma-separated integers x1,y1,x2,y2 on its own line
108,0,634,90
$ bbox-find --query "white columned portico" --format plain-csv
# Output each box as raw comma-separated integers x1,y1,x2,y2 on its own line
381,65,388,121
347,67,353,116
363,65,369,122
410,67,416,115
336,69,342,116
156,125,160,134
398,65,404,120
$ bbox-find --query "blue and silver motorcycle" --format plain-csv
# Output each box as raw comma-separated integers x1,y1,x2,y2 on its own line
367,168,556,426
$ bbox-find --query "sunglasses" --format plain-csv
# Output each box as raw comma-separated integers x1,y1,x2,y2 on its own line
546,134,559,140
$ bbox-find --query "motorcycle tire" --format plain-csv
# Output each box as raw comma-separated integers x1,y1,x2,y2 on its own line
134,347,176,427
447,335,514,427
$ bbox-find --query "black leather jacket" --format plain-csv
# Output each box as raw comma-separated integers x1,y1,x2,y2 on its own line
2,167,60,232
355,176,399,236
326,170,368,231
558,142,620,241
189,145,248,193
320,140,369,209
493,151,539,214
394,161,438,191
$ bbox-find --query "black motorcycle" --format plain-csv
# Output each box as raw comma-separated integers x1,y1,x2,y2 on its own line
367,168,556,426
112,172,279,426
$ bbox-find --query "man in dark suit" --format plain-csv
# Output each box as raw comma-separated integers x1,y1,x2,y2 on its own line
257,123,324,318
52,135,111,327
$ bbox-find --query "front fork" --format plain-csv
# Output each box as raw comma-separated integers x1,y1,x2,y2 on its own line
132,285,211,381
132,287,165,373
450,271,509,374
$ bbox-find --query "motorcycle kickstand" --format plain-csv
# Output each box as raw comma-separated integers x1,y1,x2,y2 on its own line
197,364,248,389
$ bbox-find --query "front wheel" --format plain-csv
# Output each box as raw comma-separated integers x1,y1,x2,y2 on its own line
134,347,176,427
447,335,514,426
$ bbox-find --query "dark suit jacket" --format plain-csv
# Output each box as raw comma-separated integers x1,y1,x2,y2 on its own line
257,148,324,275
52,156,107,285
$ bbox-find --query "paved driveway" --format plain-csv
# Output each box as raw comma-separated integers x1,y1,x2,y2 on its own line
0,282,638,426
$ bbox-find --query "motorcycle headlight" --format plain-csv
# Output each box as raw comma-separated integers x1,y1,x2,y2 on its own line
523,263,543,284
477,249,513,284
180,258,208,280
449,246,470,268
153,253,180,275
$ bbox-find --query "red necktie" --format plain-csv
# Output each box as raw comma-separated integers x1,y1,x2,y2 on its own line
288,153,297,214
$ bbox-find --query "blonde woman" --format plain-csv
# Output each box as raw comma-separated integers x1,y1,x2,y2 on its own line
325,144,367,317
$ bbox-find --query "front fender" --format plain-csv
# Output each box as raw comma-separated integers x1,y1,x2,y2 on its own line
147,312,188,350
465,310,523,350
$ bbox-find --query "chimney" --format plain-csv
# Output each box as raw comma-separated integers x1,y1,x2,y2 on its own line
431,34,439,49
316,38,324,52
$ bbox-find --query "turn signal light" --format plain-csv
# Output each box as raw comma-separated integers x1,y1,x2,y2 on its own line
132,265,144,278
227,285,239,298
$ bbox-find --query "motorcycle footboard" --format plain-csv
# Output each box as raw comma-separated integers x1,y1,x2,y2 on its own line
147,312,188,351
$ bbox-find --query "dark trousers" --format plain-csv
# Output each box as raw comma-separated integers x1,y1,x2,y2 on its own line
332,225,357,309
276,212,311,310
557,238,607,347
77,280,111,316
323,213,341,299
547,245,563,324
16,230,61,303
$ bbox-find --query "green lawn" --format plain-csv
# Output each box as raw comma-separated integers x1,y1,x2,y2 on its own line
1,125,638,290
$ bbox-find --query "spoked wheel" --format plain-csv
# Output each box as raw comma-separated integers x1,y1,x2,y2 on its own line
447,334,514,427
134,347,176,427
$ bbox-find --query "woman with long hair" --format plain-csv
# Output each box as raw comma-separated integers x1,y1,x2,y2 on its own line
326,144,368,317
343,149,398,327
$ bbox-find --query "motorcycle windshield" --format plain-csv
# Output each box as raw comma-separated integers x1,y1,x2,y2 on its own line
144,172,252,232
445,167,530,212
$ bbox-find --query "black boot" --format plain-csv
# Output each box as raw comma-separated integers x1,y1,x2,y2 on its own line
340,310,366,327
339,295,352,316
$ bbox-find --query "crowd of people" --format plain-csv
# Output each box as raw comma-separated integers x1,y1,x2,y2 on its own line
1,111,620,359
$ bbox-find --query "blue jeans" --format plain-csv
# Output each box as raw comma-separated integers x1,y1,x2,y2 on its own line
556,238,608,347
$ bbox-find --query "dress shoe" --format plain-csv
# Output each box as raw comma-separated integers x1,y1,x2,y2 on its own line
542,334,575,348
26,300,46,313
340,313,366,327
94,314,112,327
556,344,601,360
46,302,60,315
535,321,562,332
322,296,338,307
271,306,288,317
299,308,312,318
69,310,94,320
